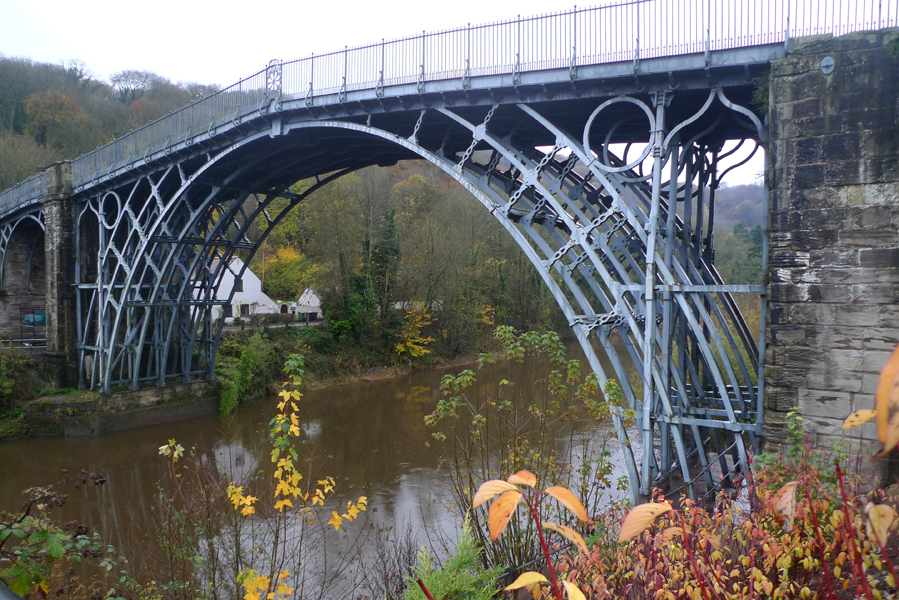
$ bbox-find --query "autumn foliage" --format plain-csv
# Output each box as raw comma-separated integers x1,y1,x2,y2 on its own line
469,341,899,600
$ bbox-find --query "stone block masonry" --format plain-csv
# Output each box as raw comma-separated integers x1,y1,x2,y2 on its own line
765,28,899,481
40,162,77,388
0,220,45,342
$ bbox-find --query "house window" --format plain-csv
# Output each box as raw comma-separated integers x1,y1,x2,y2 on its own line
224,304,232,318
240,304,249,317
235,278,244,293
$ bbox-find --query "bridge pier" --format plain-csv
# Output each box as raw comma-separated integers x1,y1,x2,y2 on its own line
41,162,78,389
765,29,899,478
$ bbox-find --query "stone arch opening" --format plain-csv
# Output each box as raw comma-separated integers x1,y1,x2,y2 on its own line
0,217,46,349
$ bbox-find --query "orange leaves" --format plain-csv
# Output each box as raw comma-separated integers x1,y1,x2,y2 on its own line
545,486,589,523
488,490,523,541
473,471,590,553
875,342,899,457
618,501,673,543
472,480,519,509
773,482,799,531
865,502,898,546
543,521,589,556
508,470,537,487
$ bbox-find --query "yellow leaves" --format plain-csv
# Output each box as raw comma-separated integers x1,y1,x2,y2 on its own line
240,568,293,600
275,479,293,499
274,499,293,512
227,484,244,510
773,482,799,532
312,489,326,506
875,342,899,457
240,495,257,516
545,486,589,523
394,302,436,358
158,438,185,462
843,409,876,430
562,581,586,600
865,502,898,546
227,483,258,516
327,497,367,531
504,571,548,591
618,501,673,542
489,490,523,541
543,521,589,556
472,479,519,509
240,569,271,600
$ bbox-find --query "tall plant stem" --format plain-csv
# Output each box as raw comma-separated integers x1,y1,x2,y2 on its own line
679,516,717,600
416,578,436,600
803,486,836,600
524,492,562,600
835,461,874,600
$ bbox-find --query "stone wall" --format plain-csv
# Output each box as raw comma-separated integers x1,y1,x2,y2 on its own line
765,29,899,472
17,379,222,438
0,220,45,341
41,162,77,387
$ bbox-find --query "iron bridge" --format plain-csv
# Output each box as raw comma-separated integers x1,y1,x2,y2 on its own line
1,0,895,502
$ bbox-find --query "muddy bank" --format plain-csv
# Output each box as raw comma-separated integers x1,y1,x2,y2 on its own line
1,380,221,441
0,353,492,441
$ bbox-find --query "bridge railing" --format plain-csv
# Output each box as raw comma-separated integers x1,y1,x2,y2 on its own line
0,0,895,213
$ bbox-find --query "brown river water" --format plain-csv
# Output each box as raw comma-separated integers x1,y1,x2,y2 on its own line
0,343,627,597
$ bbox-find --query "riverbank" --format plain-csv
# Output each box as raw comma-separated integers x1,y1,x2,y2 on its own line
0,380,222,441
0,342,494,442
301,352,487,390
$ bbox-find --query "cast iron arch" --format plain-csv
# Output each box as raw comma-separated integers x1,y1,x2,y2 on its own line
76,90,765,502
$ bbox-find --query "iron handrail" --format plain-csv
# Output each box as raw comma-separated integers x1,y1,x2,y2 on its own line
0,0,895,212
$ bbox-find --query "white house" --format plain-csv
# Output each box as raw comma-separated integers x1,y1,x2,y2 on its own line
297,287,322,319
208,257,279,323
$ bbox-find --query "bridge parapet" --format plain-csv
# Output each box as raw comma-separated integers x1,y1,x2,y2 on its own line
765,28,899,477
0,0,894,213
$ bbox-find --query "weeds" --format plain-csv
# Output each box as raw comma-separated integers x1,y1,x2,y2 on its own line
424,326,628,572
0,470,135,599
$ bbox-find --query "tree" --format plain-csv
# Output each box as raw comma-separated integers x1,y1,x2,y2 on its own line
23,89,86,147
394,302,435,361
260,246,318,301
110,70,163,104
366,209,400,317
0,129,61,190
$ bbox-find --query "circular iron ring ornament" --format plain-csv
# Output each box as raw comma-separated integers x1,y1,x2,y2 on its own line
100,192,122,230
583,96,656,173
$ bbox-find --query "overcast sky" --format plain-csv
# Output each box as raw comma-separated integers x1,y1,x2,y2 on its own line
0,0,763,185
1,0,568,86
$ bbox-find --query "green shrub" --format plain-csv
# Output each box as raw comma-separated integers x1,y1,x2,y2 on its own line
404,518,502,600
217,332,278,414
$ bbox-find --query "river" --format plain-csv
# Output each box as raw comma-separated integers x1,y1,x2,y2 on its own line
0,342,627,598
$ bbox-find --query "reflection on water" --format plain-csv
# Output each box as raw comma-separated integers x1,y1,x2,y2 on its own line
0,342,627,597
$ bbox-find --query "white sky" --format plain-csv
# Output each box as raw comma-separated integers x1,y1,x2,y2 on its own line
1,0,568,86
0,0,763,185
